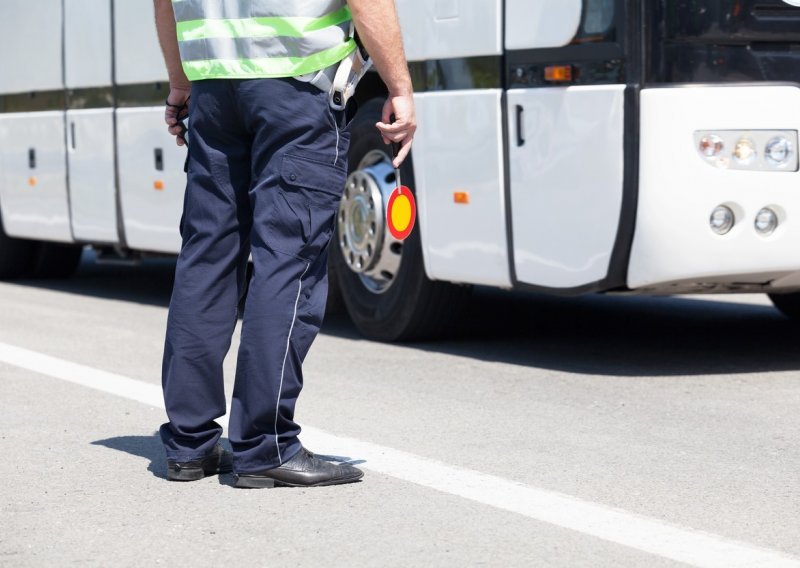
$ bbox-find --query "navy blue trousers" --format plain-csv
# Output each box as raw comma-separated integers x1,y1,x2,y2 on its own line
160,78,351,474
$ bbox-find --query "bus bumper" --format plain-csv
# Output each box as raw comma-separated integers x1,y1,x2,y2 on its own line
628,85,800,294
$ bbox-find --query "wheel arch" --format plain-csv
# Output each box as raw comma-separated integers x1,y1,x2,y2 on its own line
331,97,471,341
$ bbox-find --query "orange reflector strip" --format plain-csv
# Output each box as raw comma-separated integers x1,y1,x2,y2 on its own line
28,176,37,187
544,65,573,83
154,180,165,191
453,191,470,204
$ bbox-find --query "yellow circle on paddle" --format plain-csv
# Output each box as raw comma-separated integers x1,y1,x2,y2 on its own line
391,194,412,233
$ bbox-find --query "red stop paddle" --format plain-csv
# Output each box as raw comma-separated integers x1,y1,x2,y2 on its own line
386,134,416,242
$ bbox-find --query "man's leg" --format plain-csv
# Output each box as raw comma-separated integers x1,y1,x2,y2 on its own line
160,80,253,462
228,78,351,473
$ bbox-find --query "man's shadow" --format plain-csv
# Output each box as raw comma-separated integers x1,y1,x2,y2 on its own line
92,435,364,483
92,434,175,480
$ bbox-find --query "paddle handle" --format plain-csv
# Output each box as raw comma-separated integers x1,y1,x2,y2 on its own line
389,113,402,189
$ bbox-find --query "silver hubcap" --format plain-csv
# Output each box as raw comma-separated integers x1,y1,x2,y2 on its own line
337,150,404,294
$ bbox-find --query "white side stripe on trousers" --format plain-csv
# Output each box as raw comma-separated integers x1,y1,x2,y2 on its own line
275,262,310,464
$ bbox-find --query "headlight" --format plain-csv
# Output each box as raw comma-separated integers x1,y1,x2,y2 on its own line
754,208,779,236
765,137,793,167
698,135,724,158
733,138,756,165
710,205,735,235
694,130,798,172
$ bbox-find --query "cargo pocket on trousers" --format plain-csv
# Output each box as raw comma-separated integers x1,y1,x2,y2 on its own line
267,152,347,261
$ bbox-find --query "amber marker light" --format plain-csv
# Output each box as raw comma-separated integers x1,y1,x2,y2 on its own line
453,191,470,204
544,65,573,83
28,176,37,187
154,180,165,190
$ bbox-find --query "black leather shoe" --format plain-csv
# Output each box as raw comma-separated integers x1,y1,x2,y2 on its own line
234,447,364,488
167,444,233,481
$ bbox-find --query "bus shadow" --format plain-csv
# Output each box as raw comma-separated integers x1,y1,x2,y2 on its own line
19,254,800,377
322,288,800,377
16,250,176,308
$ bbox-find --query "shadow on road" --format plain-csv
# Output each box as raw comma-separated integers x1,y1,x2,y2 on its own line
383,289,800,377
91,435,364,482
15,254,800,377
91,435,239,482
92,434,170,479
20,251,178,308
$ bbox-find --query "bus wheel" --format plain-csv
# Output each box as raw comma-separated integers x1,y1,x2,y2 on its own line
0,220,35,280
27,242,84,279
331,99,471,341
768,293,800,321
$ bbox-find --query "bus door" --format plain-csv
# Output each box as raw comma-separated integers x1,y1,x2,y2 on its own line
113,0,186,254
64,0,118,245
505,0,627,291
0,0,73,243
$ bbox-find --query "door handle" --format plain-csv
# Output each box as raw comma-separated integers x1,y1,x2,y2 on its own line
515,105,525,147
70,122,76,150
28,148,36,169
154,148,164,171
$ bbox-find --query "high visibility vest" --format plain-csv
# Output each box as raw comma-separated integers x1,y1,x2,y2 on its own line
171,0,356,81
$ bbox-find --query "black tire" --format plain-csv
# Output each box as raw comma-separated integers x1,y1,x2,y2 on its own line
27,242,84,279
0,217,36,280
332,99,471,342
769,293,800,321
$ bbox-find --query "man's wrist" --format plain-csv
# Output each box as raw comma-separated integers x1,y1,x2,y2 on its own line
169,74,191,92
387,82,414,98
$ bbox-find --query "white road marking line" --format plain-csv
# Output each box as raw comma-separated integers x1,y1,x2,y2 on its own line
0,342,163,408
1,341,798,568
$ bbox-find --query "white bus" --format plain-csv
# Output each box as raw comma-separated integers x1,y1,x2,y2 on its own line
2,0,800,340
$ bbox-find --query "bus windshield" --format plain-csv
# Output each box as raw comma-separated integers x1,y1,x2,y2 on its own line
648,0,800,83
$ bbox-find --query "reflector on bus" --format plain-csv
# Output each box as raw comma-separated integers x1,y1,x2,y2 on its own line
544,65,573,83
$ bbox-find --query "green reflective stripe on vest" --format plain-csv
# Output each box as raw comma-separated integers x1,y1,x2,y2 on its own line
176,5,351,42
181,39,356,81
172,0,346,21
178,26,349,63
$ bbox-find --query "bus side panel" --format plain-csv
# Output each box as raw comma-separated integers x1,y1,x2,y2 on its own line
396,0,501,61
113,0,181,254
0,113,73,243
413,90,511,287
64,0,112,90
66,110,118,244
505,0,582,50
116,108,186,254
507,85,625,289
0,0,71,243
113,0,167,85
0,0,63,95
628,86,800,290
64,0,117,244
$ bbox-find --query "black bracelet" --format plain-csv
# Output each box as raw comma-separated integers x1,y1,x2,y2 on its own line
165,96,190,111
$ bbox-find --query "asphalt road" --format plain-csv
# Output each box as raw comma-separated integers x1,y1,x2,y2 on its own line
1,254,799,567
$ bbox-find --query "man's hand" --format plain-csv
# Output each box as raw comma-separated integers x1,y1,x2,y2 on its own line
348,0,415,168
154,0,192,146
165,86,191,146
376,94,416,168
